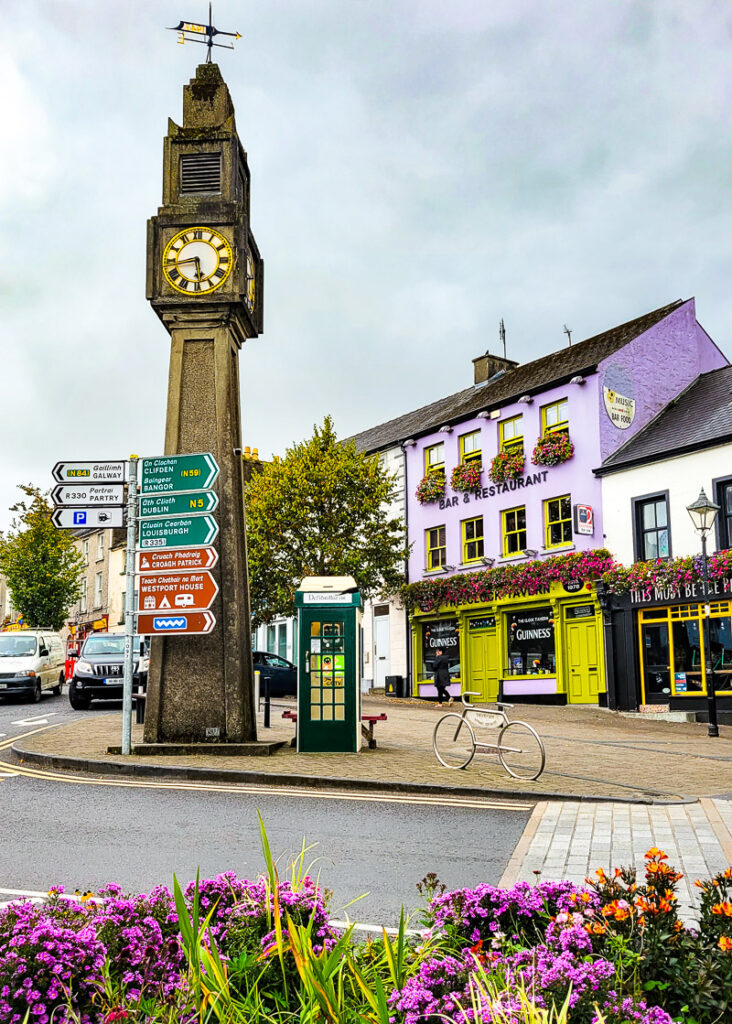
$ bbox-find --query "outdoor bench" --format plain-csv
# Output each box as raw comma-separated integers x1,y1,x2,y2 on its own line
281,710,387,748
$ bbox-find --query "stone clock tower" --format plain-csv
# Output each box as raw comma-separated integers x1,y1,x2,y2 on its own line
143,63,263,746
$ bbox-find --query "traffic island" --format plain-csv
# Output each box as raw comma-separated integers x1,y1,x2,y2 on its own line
106,741,285,756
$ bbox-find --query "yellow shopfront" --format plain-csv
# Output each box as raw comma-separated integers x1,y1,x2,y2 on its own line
411,582,605,705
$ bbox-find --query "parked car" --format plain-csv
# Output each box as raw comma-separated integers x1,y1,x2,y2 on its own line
69,633,148,710
252,651,297,697
0,630,66,703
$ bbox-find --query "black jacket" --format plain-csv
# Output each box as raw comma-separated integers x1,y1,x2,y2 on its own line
433,654,451,686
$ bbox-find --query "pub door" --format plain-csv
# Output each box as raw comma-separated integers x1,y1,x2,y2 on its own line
466,625,499,702
565,617,602,703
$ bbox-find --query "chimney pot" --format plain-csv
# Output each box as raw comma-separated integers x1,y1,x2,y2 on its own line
472,352,519,385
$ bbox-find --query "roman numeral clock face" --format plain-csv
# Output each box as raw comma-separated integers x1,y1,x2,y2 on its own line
162,227,233,295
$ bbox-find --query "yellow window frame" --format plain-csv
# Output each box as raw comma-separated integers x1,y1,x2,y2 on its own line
638,602,732,700
501,505,526,557
462,516,484,563
425,525,446,571
544,494,572,549
541,398,569,436
499,415,523,451
424,442,445,477
459,430,482,466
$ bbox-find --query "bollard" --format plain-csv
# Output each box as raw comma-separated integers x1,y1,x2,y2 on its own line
263,675,271,728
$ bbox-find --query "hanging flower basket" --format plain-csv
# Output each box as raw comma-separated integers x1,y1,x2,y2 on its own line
489,449,525,484
416,474,446,504
450,462,482,492
532,431,574,467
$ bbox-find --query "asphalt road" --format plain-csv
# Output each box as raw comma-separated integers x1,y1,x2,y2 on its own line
0,691,531,925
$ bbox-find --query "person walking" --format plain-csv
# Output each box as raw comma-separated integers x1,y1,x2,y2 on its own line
432,648,453,706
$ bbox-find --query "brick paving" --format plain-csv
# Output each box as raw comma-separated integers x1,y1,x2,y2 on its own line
11,695,732,802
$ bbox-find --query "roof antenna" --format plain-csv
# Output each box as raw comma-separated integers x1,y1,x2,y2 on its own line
563,324,572,347
499,318,506,359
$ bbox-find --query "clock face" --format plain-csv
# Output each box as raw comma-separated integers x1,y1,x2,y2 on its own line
245,252,256,313
162,227,233,295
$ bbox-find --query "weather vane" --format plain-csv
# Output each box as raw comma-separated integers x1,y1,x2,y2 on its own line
169,3,241,62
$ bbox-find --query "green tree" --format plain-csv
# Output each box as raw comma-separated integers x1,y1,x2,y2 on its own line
0,485,85,631
245,417,407,624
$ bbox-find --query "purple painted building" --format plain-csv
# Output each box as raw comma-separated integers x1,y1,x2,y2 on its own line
356,298,727,705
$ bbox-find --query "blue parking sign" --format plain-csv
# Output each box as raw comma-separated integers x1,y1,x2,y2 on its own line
73,511,87,525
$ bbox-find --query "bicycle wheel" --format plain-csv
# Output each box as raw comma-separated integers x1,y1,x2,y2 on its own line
498,721,545,780
433,713,476,769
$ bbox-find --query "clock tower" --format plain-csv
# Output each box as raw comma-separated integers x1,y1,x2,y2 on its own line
144,63,263,745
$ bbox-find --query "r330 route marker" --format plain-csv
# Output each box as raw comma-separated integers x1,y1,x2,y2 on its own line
139,453,219,495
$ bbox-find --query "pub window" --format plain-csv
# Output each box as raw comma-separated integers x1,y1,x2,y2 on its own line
424,442,445,478
544,495,572,548
639,603,732,699
421,619,460,683
715,478,732,550
459,430,482,466
502,505,526,556
506,607,556,675
541,398,569,436
462,516,484,563
634,494,670,560
499,415,523,452
426,526,446,571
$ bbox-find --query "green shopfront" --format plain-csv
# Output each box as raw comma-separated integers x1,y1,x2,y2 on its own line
411,581,605,705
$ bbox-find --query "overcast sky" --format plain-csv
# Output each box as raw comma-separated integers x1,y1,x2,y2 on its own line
1,0,731,529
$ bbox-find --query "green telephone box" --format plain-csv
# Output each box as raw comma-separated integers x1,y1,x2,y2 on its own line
295,576,362,753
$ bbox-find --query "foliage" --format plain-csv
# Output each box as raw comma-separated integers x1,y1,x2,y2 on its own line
416,473,446,503
244,417,407,624
532,432,575,467
601,548,732,596
0,485,85,630
1,844,731,1024
451,462,483,492
489,449,526,484
400,549,615,613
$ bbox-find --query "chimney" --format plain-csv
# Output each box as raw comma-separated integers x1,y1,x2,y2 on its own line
472,352,519,385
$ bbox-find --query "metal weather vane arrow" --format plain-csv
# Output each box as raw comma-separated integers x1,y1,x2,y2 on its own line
169,3,241,62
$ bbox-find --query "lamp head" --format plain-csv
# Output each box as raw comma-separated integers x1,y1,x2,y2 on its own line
687,488,720,537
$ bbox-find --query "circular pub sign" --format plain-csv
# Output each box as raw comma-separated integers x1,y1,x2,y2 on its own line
563,579,584,594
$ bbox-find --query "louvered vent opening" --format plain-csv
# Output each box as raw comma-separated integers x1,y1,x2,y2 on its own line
180,152,221,194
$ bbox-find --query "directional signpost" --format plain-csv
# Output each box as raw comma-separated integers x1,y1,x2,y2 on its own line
52,484,125,506
137,547,219,573
138,570,218,613
52,461,126,483
139,454,218,495
137,610,217,636
138,490,218,518
51,507,124,529
138,514,219,550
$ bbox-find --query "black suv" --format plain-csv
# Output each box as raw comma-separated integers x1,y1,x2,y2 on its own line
69,633,148,710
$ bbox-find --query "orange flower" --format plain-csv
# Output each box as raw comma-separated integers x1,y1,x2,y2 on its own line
719,936,732,952
711,902,732,917
645,847,668,860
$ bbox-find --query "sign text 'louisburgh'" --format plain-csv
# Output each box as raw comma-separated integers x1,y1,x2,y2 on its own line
139,454,219,494
138,514,219,550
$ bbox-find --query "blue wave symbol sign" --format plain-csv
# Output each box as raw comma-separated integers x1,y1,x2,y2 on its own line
153,616,187,630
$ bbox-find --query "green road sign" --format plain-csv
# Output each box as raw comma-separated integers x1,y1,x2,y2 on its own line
138,514,219,550
139,490,219,518
139,453,219,495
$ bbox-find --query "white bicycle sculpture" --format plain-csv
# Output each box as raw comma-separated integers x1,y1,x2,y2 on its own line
432,691,546,780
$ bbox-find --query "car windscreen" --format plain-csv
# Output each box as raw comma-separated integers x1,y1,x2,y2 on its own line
82,635,142,656
0,636,37,657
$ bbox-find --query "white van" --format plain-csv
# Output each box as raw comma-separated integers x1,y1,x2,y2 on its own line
0,630,66,703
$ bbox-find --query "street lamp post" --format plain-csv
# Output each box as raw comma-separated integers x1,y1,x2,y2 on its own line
686,488,721,738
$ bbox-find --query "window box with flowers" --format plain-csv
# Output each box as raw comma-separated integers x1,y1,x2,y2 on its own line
489,449,525,484
532,431,574,467
416,474,446,504
450,462,482,492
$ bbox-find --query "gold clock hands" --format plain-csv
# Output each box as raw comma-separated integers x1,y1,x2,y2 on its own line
176,256,204,280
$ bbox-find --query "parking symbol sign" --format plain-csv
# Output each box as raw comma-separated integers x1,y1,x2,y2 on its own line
73,511,87,525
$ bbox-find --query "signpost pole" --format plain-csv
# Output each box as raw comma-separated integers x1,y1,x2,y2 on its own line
121,456,139,756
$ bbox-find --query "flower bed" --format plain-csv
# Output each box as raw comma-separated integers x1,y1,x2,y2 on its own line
416,473,446,503
532,431,575,466
400,548,617,612
1,849,730,1024
602,547,732,597
451,462,483,492
489,448,525,483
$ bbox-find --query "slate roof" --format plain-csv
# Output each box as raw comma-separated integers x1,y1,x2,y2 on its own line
347,299,685,453
597,364,732,474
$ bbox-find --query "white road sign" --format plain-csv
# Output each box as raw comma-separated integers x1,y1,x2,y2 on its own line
51,484,125,506
51,507,124,529
52,461,126,483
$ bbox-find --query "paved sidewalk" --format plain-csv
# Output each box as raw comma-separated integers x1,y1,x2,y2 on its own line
9,696,732,802
500,797,732,920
